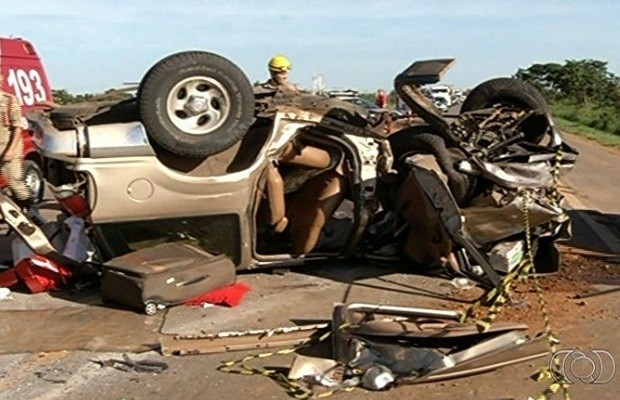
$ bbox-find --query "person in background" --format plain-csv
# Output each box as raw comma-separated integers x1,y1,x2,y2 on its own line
0,73,31,205
255,55,299,93
375,89,388,108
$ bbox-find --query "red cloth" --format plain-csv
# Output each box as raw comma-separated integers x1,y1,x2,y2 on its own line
14,255,72,293
184,282,250,308
0,269,19,288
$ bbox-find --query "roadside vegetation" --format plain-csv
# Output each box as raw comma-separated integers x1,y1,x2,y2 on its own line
52,88,133,104
516,59,620,146
51,59,619,147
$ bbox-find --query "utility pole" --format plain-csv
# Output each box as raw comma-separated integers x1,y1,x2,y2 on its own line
312,71,325,95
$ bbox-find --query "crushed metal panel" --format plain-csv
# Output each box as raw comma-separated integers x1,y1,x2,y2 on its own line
395,84,452,136
462,196,566,246
0,193,91,272
352,320,528,338
332,303,463,363
409,335,548,383
160,323,328,356
393,58,456,137
332,302,544,384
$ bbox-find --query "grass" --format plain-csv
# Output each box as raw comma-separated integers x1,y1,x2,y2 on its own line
550,101,620,148
554,117,620,148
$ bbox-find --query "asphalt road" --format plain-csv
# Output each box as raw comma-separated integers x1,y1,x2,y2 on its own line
0,131,618,400
561,133,620,254
562,133,620,214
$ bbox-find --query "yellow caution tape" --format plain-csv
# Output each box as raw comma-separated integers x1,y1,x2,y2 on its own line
217,323,355,398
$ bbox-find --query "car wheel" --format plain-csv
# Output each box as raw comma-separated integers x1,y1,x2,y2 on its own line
23,160,45,204
138,51,255,158
460,78,550,144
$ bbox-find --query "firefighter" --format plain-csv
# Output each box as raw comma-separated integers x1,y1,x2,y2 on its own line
256,55,299,93
0,73,32,205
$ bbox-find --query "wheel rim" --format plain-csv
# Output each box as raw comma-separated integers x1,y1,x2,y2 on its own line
24,167,41,198
166,76,231,135
145,303,157,315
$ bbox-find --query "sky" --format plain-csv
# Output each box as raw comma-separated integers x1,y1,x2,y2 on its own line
1,0,618,94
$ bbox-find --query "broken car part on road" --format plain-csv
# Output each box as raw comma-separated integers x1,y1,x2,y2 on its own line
92,353,168,374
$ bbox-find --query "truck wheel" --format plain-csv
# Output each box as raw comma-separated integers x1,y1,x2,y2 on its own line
23,160,45,204
460,78,550,144
138,51,254,158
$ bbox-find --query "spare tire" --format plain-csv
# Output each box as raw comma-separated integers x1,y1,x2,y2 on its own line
461,78,550,144
138,51,254,158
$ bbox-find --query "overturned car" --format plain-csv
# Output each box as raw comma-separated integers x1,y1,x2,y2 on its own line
25,51,577,292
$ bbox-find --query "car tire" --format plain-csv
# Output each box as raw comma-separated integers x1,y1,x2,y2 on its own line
138,51,255,158
23,160,45,204
460,78,550,144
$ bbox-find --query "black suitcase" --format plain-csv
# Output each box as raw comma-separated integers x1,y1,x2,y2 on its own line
101,242,236,314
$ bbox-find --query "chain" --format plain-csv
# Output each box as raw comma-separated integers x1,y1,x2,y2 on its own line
217,324,357,399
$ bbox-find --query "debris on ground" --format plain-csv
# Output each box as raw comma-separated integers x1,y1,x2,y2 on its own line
216,302,547,398
92,354,168,374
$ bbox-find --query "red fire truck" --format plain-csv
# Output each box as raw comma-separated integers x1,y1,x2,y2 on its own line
0,37,53,202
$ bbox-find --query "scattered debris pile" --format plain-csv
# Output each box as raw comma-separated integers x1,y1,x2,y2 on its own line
210,303,548,398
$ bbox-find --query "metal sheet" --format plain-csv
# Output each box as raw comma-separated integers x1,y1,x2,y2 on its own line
409,335,549,383
353,320,528,338
160,324,328,356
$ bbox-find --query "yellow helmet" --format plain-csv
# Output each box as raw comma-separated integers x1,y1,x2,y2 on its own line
268,55,292,72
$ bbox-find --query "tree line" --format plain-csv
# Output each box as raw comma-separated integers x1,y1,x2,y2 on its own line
52,59,620,136
515,59,620,135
